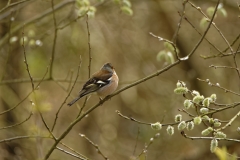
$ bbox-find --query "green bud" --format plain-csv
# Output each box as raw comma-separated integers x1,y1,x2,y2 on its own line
201,127,213,136
184,100,192,110
29,39,35,47
166,125,174,136
176,81,182,88
200,107,209,114
210,94,217,102
175,114,182,122
20,36,28,45
28,30,35,38
151,122,162,130
9,36,18,44
178,121,186,130
187,121,194,131
150,138,154,142
210,138,218,153
176,81,186,87
214,122,221,127
154,133,160,138
193,95,204,104
203,98,211,107
192,90,200,96
214,131,226,138
202,115,210,121
193,116,202,125
87,6,97,18
209,118,214,124
237,127,240,135
35,40,43,46
213,119,221,127
174,87,188,94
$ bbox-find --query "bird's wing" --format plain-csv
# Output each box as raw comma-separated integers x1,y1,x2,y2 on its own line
79,71,113,97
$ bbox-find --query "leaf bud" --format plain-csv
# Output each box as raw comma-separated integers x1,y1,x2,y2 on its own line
178,121,186,130
151,122,162,130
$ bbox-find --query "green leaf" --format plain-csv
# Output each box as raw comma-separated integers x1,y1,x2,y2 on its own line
122,0,131,7
166,51,174,64
121,6,133,16
76,0,90,8
206,7,215,17
200,17,209,29
113,0,121,5
218,8,227,17
164,42,174,52
156,50,167,61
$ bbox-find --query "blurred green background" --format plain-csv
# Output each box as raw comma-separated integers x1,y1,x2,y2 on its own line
0,0,240,159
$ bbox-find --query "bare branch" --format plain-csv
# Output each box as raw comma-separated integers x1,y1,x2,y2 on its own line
56,147,87,160
79,134,108,160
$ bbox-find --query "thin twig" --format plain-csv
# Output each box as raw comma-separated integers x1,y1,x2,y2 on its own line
0,62,49,115
79,134,108,160
183,16,223,55
222,33,240,53
137,133,160,158
0,78,82,85
178,109,195,117
49,0,58,78
216,110,240,131
86,14,92,78
209,65,239,71
51,56,82,132
172,0,187,44
0,0,76,48
201,50,240,59
32,95,57,140
77,96,90,118
0,135,52,143
22,27,34,90
133,126,140,156
57,11,88,30
197,78,240,96
232,44,240,88
181,131,240,143
67,70,74,92
76,14,92,117
0,78,153,85
187,1,233,54
0,106,33,130
116,110,151,125
56,147,86,160
150,32,180,60
60,142,89,160
185,0,220,60
0,0,34,13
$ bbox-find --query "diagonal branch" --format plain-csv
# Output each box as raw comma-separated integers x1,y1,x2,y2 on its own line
44,59,181,159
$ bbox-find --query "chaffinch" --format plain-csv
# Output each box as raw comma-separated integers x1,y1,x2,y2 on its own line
67,63,119,106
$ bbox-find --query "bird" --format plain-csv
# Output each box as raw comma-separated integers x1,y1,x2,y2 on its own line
67,63,119,106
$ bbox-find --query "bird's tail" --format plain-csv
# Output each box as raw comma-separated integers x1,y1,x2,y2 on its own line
67,96,81,106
